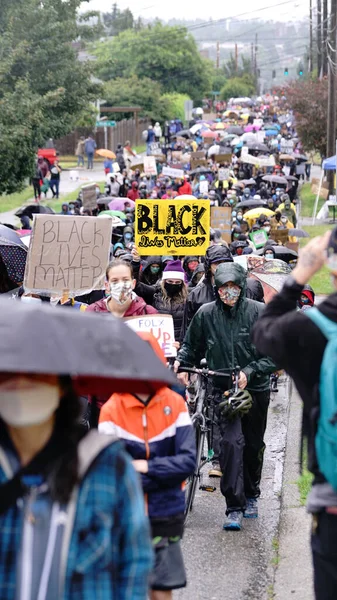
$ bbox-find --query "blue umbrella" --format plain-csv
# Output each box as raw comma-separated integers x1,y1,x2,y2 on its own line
265,130,277,136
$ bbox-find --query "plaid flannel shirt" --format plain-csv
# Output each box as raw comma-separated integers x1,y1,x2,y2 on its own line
0,441,153,600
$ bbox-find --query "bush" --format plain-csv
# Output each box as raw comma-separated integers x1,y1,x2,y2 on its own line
220,76,255,101
160,93,192,122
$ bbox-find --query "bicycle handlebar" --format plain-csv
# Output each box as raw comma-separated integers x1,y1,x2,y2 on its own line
177,366,233,377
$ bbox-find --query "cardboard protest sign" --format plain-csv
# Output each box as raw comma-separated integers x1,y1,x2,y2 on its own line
162,166,184,179
190,158,208,170
143,156,157,176
24,215,112,296
124,314,177,357
210,207,232,243
135,199,210,256
214,154,232,163
190,151,206,159
81,184,97,211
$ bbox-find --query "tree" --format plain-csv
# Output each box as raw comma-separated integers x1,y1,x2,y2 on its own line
103,76,167,121
92,23,212,102
0,0,98,192
224,55,253,79
220,76,256,101
103,3,135,35
283,78,328,156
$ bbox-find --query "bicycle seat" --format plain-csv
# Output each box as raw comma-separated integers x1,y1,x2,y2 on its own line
200,358,207,368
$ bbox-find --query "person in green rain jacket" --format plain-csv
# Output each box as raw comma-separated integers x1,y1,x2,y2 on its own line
175,262,276,531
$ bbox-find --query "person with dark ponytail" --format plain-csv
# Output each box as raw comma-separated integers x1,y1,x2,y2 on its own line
0,372,152,599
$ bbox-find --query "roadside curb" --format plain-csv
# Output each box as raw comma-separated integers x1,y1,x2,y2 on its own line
273,385,314,599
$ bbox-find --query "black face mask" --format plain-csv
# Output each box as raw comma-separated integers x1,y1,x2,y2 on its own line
164,282,183,297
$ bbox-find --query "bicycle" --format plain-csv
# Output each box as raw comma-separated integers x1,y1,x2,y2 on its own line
177,361,235,522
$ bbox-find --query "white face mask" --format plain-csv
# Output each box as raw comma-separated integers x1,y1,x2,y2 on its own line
109,281,133,305
0,377,60,427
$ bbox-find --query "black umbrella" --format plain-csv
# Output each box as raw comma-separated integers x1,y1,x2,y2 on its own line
262,175,288,185
97,197,112,206
240,178,256,186
0,299,176,395
189,167,213,176
227,126,244,135
248,142,270,154
290,228,309,238
236,199,267,209
0,225,27,284
15,205,55,219
293,154,308,162
172,129,191,139
271,246,298,262
0,224,27,248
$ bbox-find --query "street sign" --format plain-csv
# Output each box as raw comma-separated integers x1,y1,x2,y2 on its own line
96,120,116,127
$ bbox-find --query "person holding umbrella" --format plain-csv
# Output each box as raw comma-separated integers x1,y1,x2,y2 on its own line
0,299,179,599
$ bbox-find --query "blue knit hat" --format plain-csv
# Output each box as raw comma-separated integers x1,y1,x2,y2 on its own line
162,259,185,281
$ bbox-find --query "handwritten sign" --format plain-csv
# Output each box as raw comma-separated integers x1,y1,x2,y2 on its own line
214,153,232,163
199,179,209,195
162,166,184,179
24,215,112,296
81,184,97,211
135,199,210,256
143,156,157,176
124,314,177,357
190,158,208,170
211,207,232,243
218,168,230,181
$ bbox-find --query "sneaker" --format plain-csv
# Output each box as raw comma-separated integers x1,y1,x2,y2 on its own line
209,462,222,478
223,511,243,531
244,497,258,519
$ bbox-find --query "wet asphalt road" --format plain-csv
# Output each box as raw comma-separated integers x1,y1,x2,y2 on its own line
174,376,291,600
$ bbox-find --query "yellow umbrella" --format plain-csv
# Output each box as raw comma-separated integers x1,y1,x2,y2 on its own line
215,122,225,130
96,149,116,159
243,207,275,228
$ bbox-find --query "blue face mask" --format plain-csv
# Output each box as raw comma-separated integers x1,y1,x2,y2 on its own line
124,233,133,241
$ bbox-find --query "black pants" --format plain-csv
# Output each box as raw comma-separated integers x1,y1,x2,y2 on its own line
32,178,41,199
213,390,270,513
312,512,337,600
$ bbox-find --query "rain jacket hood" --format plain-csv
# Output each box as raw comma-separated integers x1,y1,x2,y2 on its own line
204,245,233,281
214,262,246,292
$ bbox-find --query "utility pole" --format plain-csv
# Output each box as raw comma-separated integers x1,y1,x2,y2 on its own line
323,0,328,75
318,0,322,76
216,41,220,69
254,34,258,91
235,43,238,73
251,42,254,67
326,0,337,194
309,0,313,72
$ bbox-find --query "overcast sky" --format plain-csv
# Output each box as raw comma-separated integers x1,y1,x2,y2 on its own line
81,0,307,22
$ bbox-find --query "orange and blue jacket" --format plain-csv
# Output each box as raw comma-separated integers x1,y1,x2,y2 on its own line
99,387,196,519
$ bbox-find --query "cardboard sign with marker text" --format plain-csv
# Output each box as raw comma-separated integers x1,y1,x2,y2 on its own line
211,207,232,243
24,215,112,296
143,156,157,176
81,184,97,211
135,199,210,256
124,314,176,357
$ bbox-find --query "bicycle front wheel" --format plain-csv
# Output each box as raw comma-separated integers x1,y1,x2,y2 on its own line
184,423,205,522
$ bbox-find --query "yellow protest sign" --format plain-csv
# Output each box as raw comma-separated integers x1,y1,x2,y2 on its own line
135,199,210,256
